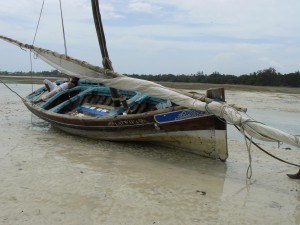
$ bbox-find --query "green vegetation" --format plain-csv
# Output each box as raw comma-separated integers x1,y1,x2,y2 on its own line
1,67,300,87
0,70,63,77
128,68,300,88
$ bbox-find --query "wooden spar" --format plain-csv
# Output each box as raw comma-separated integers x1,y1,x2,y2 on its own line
91,0,120,107
0,34,246,114
171,88,247,112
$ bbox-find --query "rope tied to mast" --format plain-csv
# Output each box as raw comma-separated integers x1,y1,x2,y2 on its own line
59,0,68,56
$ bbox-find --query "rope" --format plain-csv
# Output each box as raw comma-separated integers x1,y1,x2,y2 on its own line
30,0,46,123
205,101,254,178
32,0,45,45
29,48,34,123
243,128,253,179
206,101,300,176
59,0,68,56
234,125,300,168
0,79,25,100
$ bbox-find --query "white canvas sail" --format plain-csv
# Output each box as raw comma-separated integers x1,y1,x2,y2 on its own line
1,35,300,148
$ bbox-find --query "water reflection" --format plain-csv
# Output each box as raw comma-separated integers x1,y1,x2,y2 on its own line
25,124,229,224
48,126,228,178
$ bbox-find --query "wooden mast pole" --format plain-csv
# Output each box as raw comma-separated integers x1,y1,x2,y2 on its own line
91,0,120,107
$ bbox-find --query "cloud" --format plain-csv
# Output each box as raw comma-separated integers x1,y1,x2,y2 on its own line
1,0,300,74
128,1,161,13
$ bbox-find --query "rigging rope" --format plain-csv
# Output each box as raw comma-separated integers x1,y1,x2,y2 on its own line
30,0,46,123
243,129,253,179
234,125,300,168
32,0,45,45
59,0,68,56
0,79,25,100
215,103,300,178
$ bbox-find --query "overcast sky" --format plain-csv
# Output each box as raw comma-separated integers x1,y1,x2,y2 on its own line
0,0,300,75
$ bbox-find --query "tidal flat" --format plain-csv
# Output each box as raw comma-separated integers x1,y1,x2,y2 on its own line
0,82,299,225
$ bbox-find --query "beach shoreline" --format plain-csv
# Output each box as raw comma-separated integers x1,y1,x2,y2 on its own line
0,83,299,225
1,75,300,94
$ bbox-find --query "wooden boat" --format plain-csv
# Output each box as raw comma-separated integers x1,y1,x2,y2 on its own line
2,0,300,179
3,0,299,163
0,0,227,160
24,80,228,160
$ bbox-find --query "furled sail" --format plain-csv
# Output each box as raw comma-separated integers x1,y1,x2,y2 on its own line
1,35,300,148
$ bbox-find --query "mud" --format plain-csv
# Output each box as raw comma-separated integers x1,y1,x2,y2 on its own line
0,84,299,225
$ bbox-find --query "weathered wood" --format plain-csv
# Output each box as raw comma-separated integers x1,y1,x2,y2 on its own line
206,88,225,101
23,83,228,160
91,0,120,107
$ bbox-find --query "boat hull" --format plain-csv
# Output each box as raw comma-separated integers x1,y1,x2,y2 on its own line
55,125,227,160
23,96,228,160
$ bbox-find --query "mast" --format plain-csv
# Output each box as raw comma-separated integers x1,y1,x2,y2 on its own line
91,0,120,107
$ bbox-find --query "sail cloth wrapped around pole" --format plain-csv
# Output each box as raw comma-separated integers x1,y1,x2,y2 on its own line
1,35,300,148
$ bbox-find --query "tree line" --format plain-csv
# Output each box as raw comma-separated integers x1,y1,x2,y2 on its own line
128,68,300,87
1,67,299,87
0,70,62,77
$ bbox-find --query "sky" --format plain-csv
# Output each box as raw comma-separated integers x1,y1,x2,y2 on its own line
0,0,300,75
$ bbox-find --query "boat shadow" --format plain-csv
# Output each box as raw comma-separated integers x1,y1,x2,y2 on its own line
48,126,228,177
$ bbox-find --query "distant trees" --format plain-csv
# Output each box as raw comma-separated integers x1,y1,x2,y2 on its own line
127,67,300,87
249,68,300,87
0,70,64,77
1,67,300,87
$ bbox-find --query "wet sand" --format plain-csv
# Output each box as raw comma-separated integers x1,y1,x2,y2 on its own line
0,84,300,225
